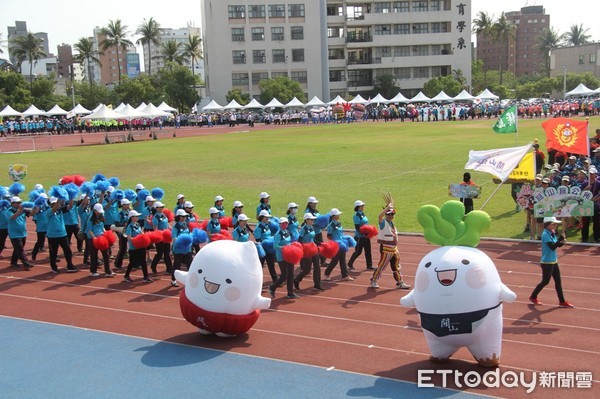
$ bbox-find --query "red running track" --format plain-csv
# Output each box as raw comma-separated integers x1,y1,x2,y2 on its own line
0,234,598,398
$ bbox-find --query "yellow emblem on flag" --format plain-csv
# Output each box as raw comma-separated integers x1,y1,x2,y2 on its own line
552,123,580,148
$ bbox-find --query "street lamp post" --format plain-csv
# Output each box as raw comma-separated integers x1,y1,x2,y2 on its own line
562,65,567,99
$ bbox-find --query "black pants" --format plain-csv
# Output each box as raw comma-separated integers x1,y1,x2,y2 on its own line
272,261,294,296
48,236,75,270
10,237,29,265
88,237,111,274
31,231,47,259
325,250,349,278
125,248,148,279
530,263,565,303
0,228,8,253
172,252,193,281
348,236,372,268
114,234,128,268
260,253,277,282
581,213,600,242
66,224,83,251
295,254,321,287
314,231,327,266
151,242,172,273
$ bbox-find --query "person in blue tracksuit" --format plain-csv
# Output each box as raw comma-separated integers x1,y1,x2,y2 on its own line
77,195,92,265
324,208,353,281
232,214,251,242
113,199,131,269
85,203,112,277
141,196,156,232
123,210,152,283
0,199,10,255
45,197,78,273
5,196,33,269
170,209,191,287
305,196,326,266
256,192,271,218
150,201,172,274
269,217,298,299
62,197,83,252
206,207,221,239
214,195,225,217
231,200,244,227
31,194,49,260
286,202,299,241
254,210,277,282
174,194,186,212
294,213,323,291
347,200,373,270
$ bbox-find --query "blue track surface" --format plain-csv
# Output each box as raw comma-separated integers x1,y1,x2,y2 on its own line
0,316,489,399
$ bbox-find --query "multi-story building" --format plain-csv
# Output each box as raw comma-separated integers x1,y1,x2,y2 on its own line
57,44,74,80
91,27,136,86
7,21,51,66
144,26,204,79
201,0,472,103
549,43,600,91
476,5,549,77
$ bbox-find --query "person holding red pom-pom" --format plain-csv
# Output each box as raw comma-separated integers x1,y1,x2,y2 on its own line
348,200,373,271
85,203,114,277
123,210,151,283
294,213,323,291
324,208,354,282
150,201,173,275
269,217,298,299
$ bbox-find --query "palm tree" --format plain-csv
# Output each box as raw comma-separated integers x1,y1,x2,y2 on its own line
159,40,184,64
9,32,47,90
491,13,516,86
136,17,161,75
100,19,133,83
536,28,564,77
73,37,103,87
472,11,494,87
564,24,591,46
181,34,203,77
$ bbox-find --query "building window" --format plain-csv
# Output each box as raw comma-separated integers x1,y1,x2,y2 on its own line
430,0,440,11
394,67,411,79
413,67,429,78
412,45,429,56
231,27,245,42
328,48,345,60
252,27,264,41
375,25,392,35
272,71,288,78
374,2,391,13
394,46,410,57
272,49,286,63
252,72,268,85
431,22,449,33
269,4,285,18
232,73,249,86
288,4,305,17
412,23,428,34
329,70,345,82
292,48,304,62
394,24,410,35
248,5,265,18
228,5,246,19
271,27,284,41
348,69,372,86
590,53,596,63
579,54,585,64
253,50,266,63
232,50,246,64
291,70,307,83
393,1,409,12
291,26,304,40
412,1,428,12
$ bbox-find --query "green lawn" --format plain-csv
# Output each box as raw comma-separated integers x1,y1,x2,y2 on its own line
2,116,594,239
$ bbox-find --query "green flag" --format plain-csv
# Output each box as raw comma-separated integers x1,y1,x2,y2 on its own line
492,105,517,133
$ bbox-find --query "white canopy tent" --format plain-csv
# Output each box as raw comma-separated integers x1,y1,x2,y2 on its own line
305,96,326,107
430,91,453,102
117,104,148,120
113,103,126,113
348,94,368,105
157,101,177,112
46,104,69,116
327,95,346,105
92,104,104,113
285,97,305,107
264,98,285,108
70,104,92,115
453,90,476,102
0,105,22,117
22,104,46,117
141,103,171,118
242,98,264,109
409,92,431,103
476,88,499,100
223,99,243,110
595,87,600,94
565,83,596,97
389,92,409,103
369,93,389,104
135,102,147,112
202,100,223,112
81,104,124,120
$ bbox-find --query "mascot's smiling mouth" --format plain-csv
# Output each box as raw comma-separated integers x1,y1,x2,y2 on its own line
435,268,457,286
203,278,221,294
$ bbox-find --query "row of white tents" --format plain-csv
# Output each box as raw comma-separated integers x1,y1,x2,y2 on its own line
564,83,600,97
0,101,178,119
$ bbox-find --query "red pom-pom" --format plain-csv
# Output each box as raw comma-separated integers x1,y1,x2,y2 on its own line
103,230,117,246
282,242,303,264
93,236,109,251
359,225,378,239
301,242,318,258
199,219,209,231
162,230,172,243
163,209,174,222
72,175,86,186
60,175,74,185
131,234,151,249
148,230,163,244
319,241,339,259
219,216,233,229
211,230,232,241
188,222,201,231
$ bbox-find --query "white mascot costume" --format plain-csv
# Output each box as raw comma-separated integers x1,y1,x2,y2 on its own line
400,201,516,366
175,240,271,337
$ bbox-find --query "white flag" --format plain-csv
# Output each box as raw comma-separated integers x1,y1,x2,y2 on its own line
465,143,532,182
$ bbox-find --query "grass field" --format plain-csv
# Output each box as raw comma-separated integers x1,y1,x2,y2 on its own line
1,116,595,239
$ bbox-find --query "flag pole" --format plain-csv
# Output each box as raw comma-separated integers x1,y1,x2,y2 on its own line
515,105,519,145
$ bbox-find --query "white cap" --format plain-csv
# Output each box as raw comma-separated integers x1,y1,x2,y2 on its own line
10,196,21,203
153,201,165,208
307,196,319,203
237,213,249,221
354,200,365,207
543,216,562,224
34,184,44,190
590,167,598,174
79,194,87,200
233,200,244,207
49,196,58,204
568,155,576,160
258,210,272,218
175,209,188,217
330,208,342,216
120,198,131,205
107,186,115,193
209,207,219,215
279,217,289,224
39,193,48,199
303,212,317,220
287,202,298,209
145,195,155,202
93,203,104,213
214,195,224,201
177,194,185,200
184,201,194,208
135,183,145,190
128,210,141,218
260,192,270,199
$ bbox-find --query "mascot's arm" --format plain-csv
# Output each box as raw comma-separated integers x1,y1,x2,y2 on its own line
174,270,188,285
253,296,272,310
400,290,415,307
500,284,517,303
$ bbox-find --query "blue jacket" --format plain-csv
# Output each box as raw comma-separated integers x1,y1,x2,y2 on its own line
327,219,344,242
233,225,250,242
5,207,28,238
353,212,369,238
541,228,564,264
152,212,170,231
172,222,191,254
86,218,105,239
298,224,316,243
34,206,49,233
253,222,272,242
125,222,143,251
304,208,321,234
45,208,67,238
273,228,291,262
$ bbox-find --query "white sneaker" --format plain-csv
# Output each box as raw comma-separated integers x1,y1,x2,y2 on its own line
342,276,354,281
89,272,100,277
370,280,379,288
170,280,179,287
323,274,331,281
396,281,411,290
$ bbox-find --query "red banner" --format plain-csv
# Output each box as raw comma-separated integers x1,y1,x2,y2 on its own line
542,118,589,155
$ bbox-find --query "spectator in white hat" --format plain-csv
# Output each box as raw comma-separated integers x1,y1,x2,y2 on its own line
214,195,225,217
150,201,173,275
348,200,373,270
269,217,298,299
324,208,354,282
232,214,251,242
5,196,34,270
256,192,271,218
231,200,244,227
294,213,323,291
254,209,277,283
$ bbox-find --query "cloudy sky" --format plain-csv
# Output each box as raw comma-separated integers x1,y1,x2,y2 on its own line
1,0,597,57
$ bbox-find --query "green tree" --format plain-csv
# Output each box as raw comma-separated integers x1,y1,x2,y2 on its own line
100,19,133,83
74,81,117,109
491,13,516,86
30,75,56,109
371,74,400,99
181,34,203,78
156,61,198,112
136,18,161,75
73,37,103,87
226,88,251,105
559,72,599,93
0,70,33,110
112,74,162,106
564,24,591,46
9,32,47,90
536,28,564,77
423,75,463,98
159,40,184,64
258,76,306,104
488,84,512,100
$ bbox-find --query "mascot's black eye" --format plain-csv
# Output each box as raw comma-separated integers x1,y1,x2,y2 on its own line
226,278,232,284
461,259,470,265
197,269,203,274
424,262,431,268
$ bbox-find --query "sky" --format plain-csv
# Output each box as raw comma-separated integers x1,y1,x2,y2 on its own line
0,0,598,58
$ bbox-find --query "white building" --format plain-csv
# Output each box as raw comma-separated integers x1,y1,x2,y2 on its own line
201,0,471,102
20,56,57,78
144,26,204,79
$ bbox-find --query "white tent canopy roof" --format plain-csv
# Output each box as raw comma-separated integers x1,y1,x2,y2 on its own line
369,93,389,104
135,102,147,112
223,99,243,110
430,91,453,102
476,88,499,100
46,104,69,115
389,92,409,103
141,103,171,117
70,103,92,115
327,95,346,105
113,103,126,113
409,91,431,103
264,98,285,108
243,98,264,109
157,101,177,112
0,105,22,117
285,97,305,107
565,83,596,97
22,104,46,116
92,103,104,113
305,96,326,107
453,89,476,101
81,104,124,120
348,94,368,104
202,99,223,111
595,86,600,94
117,104,149,120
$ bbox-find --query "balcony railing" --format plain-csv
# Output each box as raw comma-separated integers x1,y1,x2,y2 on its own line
346,33,372,43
